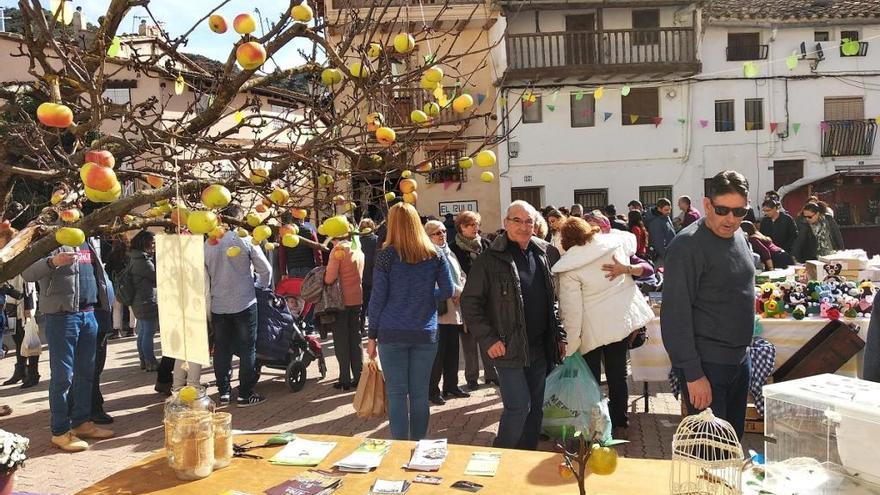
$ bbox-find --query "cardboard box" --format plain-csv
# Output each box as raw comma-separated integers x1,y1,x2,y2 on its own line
819,250,869,270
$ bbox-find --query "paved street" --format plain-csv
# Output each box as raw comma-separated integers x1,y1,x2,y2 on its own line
0,335,761,494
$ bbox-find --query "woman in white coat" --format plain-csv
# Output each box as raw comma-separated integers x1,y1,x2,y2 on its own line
552,215,654,440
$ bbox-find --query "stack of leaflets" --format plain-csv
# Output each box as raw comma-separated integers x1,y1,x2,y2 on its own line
332,439,393,473
368,479,411,495
269,438,337,466
463,452,501,477
264,469,343,495
404,438,448,471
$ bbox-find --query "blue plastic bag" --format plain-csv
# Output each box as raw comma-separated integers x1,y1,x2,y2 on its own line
542,354,610,442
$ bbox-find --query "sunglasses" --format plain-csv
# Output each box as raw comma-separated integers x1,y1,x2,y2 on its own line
711,202,749,218
803,214,816,220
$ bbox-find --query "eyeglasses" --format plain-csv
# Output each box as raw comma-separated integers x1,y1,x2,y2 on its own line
506,217,535,227
430,231,446,237
711,202,749,218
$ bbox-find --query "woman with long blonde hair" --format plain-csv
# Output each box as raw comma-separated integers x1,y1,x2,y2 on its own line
367,203,454,440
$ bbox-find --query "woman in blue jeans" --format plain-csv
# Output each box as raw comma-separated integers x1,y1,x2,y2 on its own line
367,203,455,440
127,230,160,371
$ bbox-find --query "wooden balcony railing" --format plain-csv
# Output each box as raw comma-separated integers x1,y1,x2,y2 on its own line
726,44,769,61
822,120,878,157
381,87,459,127
505,27,698,78
334,0,479,8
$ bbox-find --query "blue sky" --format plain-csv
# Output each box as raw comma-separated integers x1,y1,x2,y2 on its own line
0,0,314,70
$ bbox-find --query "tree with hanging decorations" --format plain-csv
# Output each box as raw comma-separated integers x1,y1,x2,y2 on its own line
0,0,505,282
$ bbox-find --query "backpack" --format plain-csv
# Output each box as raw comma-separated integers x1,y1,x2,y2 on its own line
300,266,327,304
113,261,136,307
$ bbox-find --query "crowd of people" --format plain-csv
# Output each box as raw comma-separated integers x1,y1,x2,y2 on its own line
0,170,861,454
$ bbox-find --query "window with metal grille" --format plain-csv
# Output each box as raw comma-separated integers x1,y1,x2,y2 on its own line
745,98,764,131
621,88,658,126
632,9,660,45
426,148,468,183
815,31,831,42
573,189,608,211
727,32,766,61
570,92,595,127
522,95,542,123
840,30,864,57
511,187,543,209
824,97,864,120
102,88,131,106
639,186,672,208
714,100,734,132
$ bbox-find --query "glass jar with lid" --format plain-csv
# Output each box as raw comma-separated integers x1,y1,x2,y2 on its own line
164,385,216,480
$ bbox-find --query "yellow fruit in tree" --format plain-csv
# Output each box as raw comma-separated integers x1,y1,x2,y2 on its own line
480,171,494,182
376,127,396,146
158,203,173,215
209,227,225,239
384,192,396,202
246,213,262,227
420,78,437,90
237,227,249,238
233,13,256,35
319,215,351,238
424,66,443,83
401,170,412,178
403,191,417,204
253,225,272,242
423,102,441,116
251,237,261,246
366,112,384,132
475,149,496,168
292,208,308,220
399,178,417,193
291,2,313,22
269,188,290,205
558,462,574,479
344,202,356,213
393,33,415,53
410,110,428,124
178,385,198,403
226,246,241,258
459,157,474,169
51,190,66,205
416,162,433,172
452,94,474,113
187,211,219,235
55,227,85,247
321,68,343,86
282,233,300,248
264,242,276,251
236,41,267,70
280,223,300,236
318,174,335,187
349,62,370,78
170,207,189,226
202,184,232,209
587,445,618,476
208,14,227,34
367,42,382,58
85,184,121,203
250,168,269,184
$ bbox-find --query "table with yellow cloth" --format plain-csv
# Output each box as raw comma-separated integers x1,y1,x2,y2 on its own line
77,433,672,495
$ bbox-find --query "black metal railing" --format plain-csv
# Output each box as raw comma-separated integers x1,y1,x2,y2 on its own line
334,0,478,7
505,27,697,72
822,120,877,157
726,44,769,61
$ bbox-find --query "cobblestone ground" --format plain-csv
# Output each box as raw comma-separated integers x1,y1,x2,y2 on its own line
0,335,762,494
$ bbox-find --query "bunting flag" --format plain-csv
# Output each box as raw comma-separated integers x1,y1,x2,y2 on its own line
875,116,880,125
629,114,639,124
677,118,687,124
604,112,613,122
621,85,631,97
476,93,486,105
744,61,759,78
234,111,245,123
522,92,537,103
546,104,556,112
174,74,185,95
499,96,507,106
653,117,663,128
699,120,709,128
769,122,779,133
594,86,605,100
820,121,831,133
786,53,798,70
792,123,801,134
745,122,753,131
574,90,584,101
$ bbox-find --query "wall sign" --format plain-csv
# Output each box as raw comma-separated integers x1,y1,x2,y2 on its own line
439,200,478,216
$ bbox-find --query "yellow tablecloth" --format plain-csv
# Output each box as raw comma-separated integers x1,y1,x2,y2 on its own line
630,317,870,382
77,433,672,495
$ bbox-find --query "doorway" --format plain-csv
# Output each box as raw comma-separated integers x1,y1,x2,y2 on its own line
565,14,596,66
773,160,804,191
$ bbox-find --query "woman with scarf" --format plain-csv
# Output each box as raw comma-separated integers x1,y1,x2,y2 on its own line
792,202,844,262
425,220,469,405
449,211,499,389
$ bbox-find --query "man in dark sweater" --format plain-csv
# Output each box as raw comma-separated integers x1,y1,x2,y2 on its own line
661,171,755,439
759,199,798,253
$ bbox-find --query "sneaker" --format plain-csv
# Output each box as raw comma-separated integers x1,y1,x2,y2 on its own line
51,432,89,452
218,393,231,405
236,393,267,408
72,421,114,439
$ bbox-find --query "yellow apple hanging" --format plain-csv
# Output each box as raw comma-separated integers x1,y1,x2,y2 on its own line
480,171,494,182
349,62,370,78
282,234,300,248
424,66,443,83
367,43,382,58
393,33,415,54
376,127,396,146
452,94,474,113
321,68,343,86
384,192,396,202
250,168,269,184
233,13,256,34
410,110,428,124
291,1,313,22
236,41,267,70
55,227,85,247
202,184,232,208
366,112,384,132
458,157,474,169
423,102,441,117
401,170,413,178
187,211,219,235
403,191,418,204
208,14,227,33
269,188,290,205
475,150,496,168
318,174,335,187
253,225,272,242
246,213,262,227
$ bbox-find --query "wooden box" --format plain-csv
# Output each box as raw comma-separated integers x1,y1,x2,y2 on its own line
773,320,865,383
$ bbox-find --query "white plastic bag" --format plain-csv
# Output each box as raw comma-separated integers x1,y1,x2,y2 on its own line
20,319,42,357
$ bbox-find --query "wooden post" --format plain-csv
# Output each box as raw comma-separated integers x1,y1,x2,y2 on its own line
596,8,604,65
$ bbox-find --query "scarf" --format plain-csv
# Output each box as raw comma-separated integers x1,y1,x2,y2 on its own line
455,232,483,261
812,218,834,256
438,243,463,287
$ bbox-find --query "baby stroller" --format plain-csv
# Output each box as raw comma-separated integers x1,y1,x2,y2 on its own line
254,287,326,392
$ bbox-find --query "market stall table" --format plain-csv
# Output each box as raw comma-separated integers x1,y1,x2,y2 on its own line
77,433,672,495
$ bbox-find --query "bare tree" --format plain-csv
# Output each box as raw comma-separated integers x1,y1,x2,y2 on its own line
0,0,506,282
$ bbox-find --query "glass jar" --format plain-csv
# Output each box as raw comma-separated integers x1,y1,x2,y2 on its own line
163,386,216,480
212,412,233,470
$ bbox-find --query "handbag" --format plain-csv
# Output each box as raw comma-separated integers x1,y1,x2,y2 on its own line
353,360,387,419
627,327,648,350
20,318,42,357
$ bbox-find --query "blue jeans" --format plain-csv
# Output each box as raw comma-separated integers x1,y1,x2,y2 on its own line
44,312,98,436
378,342,438,440
677,354,751,440
212,304,258,398
136,317,159,363
494,352,547,450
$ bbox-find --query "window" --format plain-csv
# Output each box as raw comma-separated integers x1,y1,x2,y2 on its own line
522,95,542,123
632,9,660,45
714,100,734,132
745,98,764,131
573,189,608,211
815,31,831,42
824,96,864,120
639,186,672,208
841,30,860,43
570,92,595,127
271,103,295,129
727,32,766,61
621,87,658,126
840,29,865,57
511,187,543,209
773,160,804,190
426,148,467,183
195,93,212,113
102,88,131,106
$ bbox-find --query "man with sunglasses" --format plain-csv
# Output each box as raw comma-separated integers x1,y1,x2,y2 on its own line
661,171,755,439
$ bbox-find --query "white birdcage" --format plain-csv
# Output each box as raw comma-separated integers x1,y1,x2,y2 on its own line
671,408,745,495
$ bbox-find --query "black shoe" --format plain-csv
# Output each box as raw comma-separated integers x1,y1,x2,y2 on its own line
139,359,146,370
429,394,446,406
108,331,123,340
3,364,25,386
123,329,135,338
91,410,114,424
332,382,352,391
444,387,471,399
20,374,40,389
236,393,267,408
485,378,500,387
218,393,231,405
466,381,480,391
155,382,172,396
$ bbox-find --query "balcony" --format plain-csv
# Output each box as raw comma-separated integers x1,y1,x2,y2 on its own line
726,44,769,61
333,0,479,8
504,27,699,80
821,120,878,157
380,87,460,128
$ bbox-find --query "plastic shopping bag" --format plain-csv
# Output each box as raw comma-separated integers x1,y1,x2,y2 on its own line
353,360,386,419
541,354,611,442
20,318,42,357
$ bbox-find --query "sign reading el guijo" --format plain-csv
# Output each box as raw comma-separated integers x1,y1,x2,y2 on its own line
439,200,478,216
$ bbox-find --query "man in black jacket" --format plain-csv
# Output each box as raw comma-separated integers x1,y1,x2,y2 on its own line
461,200,566,450
759,199,798,252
